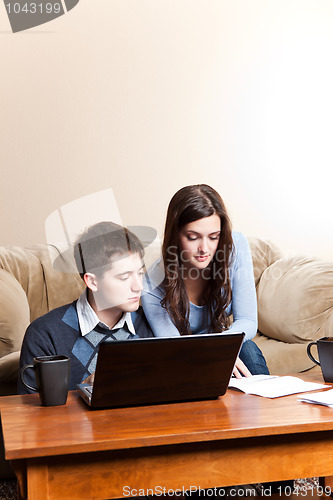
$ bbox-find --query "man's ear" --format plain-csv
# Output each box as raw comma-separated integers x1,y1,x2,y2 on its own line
84,273,98,292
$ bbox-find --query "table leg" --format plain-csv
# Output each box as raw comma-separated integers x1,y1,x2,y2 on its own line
11,459,26,500
319,477,333,497
26,459,49,499
12,458,49,500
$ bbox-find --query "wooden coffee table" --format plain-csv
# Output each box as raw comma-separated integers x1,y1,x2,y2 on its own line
2,372,333,499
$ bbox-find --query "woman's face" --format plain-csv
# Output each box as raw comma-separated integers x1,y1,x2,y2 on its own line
178,214,221,271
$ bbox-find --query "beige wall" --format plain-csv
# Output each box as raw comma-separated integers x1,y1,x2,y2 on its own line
1,0,332,260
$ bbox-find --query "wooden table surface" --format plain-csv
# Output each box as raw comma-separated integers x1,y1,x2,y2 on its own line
2,370,333,499
1,372,333,460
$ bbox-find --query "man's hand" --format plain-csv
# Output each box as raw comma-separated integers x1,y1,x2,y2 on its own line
83,372,95,385
232,356,252,379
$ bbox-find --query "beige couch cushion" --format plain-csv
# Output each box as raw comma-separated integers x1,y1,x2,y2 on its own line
254,333,315,375
247,237,283,286
257,256,333,344
0,245,84,322
0,351,21,382
0,270,30,358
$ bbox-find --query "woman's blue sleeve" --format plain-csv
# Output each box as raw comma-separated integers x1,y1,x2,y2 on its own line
226,232,258,341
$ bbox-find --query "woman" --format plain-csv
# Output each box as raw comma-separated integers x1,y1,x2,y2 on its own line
142,184,269,377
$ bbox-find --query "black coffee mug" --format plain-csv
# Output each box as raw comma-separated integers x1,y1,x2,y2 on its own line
20,355,70,406
307,337,333,383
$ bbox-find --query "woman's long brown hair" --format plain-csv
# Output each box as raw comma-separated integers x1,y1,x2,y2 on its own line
161,184,234,335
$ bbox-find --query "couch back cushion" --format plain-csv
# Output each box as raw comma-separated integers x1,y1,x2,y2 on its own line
257,256,333,343
0,270,30,357
0,245,84,322
247,236,283,287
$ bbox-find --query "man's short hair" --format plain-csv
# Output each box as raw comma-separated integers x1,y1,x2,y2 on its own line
73,221,144,280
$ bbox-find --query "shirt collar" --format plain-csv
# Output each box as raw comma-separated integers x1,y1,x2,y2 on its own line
77,290,136,337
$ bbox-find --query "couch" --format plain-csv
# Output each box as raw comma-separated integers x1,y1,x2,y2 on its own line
0,244,85,396
0,237,332,478
0,237,332,395
249,238,333,374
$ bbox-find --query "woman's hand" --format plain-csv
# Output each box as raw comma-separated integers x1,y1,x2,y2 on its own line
83,372,95,385
232,356,252,379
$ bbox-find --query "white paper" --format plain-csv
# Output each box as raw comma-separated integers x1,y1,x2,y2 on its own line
298,389,333,407
228,374,328,398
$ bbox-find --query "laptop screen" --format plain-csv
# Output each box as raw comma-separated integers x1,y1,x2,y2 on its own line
78,332,244,408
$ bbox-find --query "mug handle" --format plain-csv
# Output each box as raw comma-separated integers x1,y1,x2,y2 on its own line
307,342,321,366
20,365,38,392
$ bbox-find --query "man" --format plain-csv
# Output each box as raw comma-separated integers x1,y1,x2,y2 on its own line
18,221,153,394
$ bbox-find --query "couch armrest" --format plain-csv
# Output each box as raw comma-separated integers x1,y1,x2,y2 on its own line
0,269,30,359
257,256,333,344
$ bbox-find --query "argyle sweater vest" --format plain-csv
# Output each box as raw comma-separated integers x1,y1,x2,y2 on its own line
18,301,153,394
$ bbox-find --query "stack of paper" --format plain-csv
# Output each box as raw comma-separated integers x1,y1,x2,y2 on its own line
298,389,333,407
228,374,328,398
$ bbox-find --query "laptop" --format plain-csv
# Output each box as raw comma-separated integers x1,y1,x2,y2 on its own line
77,332,245,409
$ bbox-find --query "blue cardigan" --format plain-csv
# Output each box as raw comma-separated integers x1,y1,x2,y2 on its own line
141,231,257,341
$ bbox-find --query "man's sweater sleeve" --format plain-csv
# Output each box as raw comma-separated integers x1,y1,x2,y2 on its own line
18,323,57,394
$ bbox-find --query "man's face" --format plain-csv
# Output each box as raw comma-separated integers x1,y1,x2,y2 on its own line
92,252,144,313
